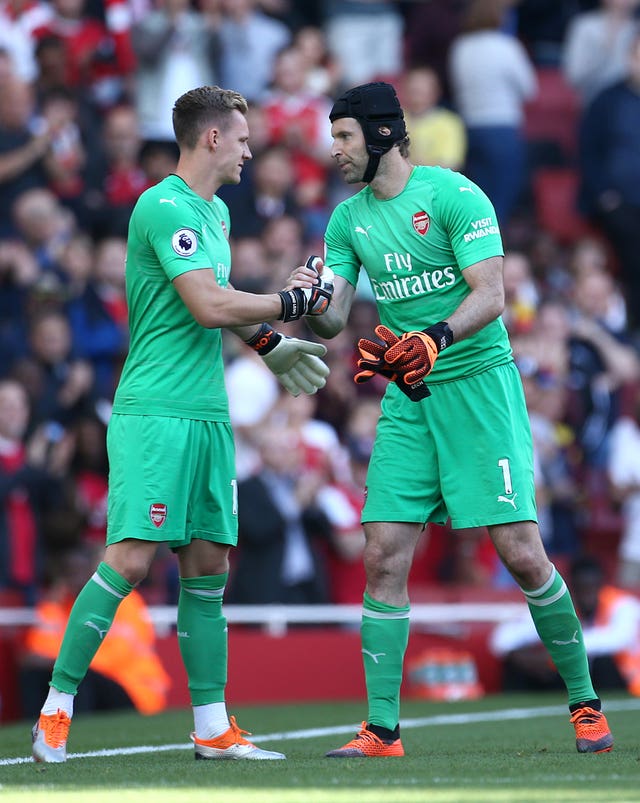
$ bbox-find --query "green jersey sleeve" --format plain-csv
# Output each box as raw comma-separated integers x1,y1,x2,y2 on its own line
324,201,363,288
435,171,504,270
136,191,219,282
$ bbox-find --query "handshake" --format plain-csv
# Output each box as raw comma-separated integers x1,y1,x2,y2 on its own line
277,256,334,322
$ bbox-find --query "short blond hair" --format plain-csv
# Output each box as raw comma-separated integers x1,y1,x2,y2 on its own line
172,86,248,149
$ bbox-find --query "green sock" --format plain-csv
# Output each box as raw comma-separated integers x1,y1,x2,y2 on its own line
177,574,228,706
522,566,597,706
51,562,133,695
361,592,410,731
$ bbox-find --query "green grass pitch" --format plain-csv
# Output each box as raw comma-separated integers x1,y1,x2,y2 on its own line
1,692,639,802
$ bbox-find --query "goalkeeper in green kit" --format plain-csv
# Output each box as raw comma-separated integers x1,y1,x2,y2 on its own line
291,81,614,757
31,86,334,763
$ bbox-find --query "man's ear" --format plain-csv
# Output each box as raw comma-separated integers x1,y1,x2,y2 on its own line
206,127,219,150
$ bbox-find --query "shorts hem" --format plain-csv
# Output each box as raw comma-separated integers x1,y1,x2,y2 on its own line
449,513,538,529
106,529,183,545
169,530,237,549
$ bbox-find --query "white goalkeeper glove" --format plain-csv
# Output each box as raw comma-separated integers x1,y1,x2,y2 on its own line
245,324,329,396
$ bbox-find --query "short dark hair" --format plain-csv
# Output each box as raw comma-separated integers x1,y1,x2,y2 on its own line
172,86,248,150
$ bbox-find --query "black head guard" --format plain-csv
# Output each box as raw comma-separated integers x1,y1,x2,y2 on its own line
329,82,407,182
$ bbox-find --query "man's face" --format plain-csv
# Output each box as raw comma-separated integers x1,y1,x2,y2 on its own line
330,117,368,184
215,110,252,185
0,383,29,441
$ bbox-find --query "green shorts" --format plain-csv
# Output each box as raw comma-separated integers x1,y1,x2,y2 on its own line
362,361,537,529
106,413,238,548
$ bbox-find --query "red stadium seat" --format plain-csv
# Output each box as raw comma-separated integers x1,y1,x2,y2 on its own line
524,67,580,163
532,168,594,244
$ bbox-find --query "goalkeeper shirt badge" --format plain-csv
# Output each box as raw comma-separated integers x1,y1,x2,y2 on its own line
150,503,167,528
412,211,430,236
171,228,198,256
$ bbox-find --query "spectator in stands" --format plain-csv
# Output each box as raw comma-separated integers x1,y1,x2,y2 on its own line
66,236,128,400
131,0,220,147
10,308,95,429
19,544,170,718
0,76,50,237
32,0,136,111
64,413,110,547
562,0,640,107
38,87,88,225
567,237,628,334
608,381,640,587
0,239,41,371
224,236,269,295
449,0,538,225
501,250,540,337
490,554,640,696
518,357,582,558
228,424,333,605
32,32,105,150
0,379,69,603
0,0,50,81
11,187,76,279
260,213,308,290
220,145,300,240
400,67,467,172
324,0,404,87
138,138,178,187
262,44,334,240
217,0,290,103
293,24,342,98
517,0,591,67
567,268,640,467
578,31,640,328
402,0,467,102
90,103,149,238
315,399,380,604
512,280,640,470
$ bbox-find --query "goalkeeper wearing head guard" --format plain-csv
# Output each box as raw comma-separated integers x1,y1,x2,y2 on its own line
288,81,613,758
31,85,334,764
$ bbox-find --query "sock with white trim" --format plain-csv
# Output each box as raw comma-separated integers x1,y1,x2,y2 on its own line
178,574,228,708
522,565,597,706
50,562,133,697
361,591,410,731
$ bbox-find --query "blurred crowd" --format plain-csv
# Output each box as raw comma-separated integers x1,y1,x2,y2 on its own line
2,0,640,612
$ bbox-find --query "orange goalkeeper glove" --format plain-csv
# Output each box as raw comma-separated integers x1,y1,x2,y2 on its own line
355,324,431,401
384,321,454,384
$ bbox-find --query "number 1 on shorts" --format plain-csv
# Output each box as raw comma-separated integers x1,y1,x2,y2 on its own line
498,458,513,495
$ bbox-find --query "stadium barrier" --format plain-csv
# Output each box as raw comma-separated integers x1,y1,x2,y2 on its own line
0,602,527,722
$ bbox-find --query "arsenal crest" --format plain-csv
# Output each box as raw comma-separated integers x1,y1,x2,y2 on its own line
412,211,430,236
149,503,167,528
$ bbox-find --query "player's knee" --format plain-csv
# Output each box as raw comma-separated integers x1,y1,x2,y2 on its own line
503,550,553,590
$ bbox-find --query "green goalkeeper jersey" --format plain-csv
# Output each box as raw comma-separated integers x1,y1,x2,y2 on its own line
112,174,231,421
325,165,510,382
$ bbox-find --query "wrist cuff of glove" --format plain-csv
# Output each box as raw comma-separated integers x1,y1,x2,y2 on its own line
278,289,303,322
423,321,454,353
245,323,282,355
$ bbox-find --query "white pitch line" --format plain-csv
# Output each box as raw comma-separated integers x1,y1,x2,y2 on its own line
3,698,638,767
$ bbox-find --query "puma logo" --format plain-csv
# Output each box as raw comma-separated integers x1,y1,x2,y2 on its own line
355,225,373,238
497,493,518,509
362,649,386,664
159,197,177,206
84,620,108,640
552,630,579,646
